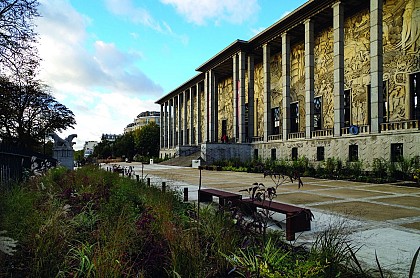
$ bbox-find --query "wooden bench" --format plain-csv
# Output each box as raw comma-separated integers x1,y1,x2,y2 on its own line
239,198,313,241
198,188,242,206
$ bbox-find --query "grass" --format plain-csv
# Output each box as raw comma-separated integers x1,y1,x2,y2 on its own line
1,165,417,277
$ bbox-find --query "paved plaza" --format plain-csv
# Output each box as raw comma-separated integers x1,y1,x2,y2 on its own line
104,162,420,277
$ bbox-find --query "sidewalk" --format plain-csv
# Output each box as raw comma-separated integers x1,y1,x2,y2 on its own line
104,162,420,277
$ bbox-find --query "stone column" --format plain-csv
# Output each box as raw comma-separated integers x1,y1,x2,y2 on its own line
183,90,188,145
168,100,172,148
305,19,315,138
333,1,344,137
189,87,194,145
212,72,219,142
282,33,291,140
172,97,176,148
248,54,255,140
160,104,164,148
164,102,168,148
196,83,201,144
208,70,217,142
263,43,271,142
370,0,383,133
238,51,246,143
204,71,209,142
233,54,238,141
178,94,182,146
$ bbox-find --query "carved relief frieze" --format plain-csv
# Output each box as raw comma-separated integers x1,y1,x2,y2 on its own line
344,10,370,125
218,77,234,138
291,43,306,131
314,27,334,129
383,0,420,121
270,52,283,130
254,63,265,136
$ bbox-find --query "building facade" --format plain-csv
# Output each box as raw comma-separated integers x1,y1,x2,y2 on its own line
124,111,161,133
156,0,420,166
83,141,98,158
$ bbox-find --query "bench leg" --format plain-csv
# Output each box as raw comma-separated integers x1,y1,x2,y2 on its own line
285,211,311,241
285,213,295,241
198,191,213,203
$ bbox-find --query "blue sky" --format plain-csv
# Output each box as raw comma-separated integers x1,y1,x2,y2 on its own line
35,0,307,150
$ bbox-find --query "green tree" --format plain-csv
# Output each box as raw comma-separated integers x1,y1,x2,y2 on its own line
93,140,113,159
114,132,134,160
0,76,76,150
134,122,160,157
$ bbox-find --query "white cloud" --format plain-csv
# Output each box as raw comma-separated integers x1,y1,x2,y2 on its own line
105,0,188,44
105,0,163,31
36,0,162,150
160,0,260,25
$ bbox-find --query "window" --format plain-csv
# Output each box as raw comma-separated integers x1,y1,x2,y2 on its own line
391,143,403,162
317,146,325,161
314,96,322,130
349,145,358,162
410,72,420,120
383,81,389,123
254,149,259,160
271,148,276,161
290,102,299,133
344,89,351,127
292,147,298,161
272,107,280,134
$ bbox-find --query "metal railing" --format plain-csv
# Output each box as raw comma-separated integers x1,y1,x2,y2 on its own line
311,129,333,138
381,120,419,132
288,132,305,140
268,134,283,141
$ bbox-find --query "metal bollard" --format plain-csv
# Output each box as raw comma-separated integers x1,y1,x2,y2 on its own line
136,175,139,182
147,178,150,186
183,187,188,201
162,182,166,192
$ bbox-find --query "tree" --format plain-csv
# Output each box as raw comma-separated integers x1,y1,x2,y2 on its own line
93,140,113,159
0,0,39,76
0,76,76,149
114,132,134,159
134,122,160,157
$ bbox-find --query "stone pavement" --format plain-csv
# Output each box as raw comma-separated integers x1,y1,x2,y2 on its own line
104,162,420,277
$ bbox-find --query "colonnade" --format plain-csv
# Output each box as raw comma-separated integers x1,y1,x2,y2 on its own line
160,0,384,150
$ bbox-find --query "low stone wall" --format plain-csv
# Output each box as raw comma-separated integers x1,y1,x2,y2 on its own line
200,142,252,165
253,131,420,168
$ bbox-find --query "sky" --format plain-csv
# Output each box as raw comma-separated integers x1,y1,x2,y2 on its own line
35,0,307,150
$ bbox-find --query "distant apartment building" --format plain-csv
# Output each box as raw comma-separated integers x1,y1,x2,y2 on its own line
83,141,98,157
101,134,121,142
124,111,161,133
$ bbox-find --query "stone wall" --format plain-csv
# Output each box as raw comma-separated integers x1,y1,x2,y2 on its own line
253,131,420,168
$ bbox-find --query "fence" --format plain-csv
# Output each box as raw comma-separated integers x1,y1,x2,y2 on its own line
0,143,57,187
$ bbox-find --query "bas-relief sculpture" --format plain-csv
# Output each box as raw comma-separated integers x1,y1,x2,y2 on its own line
314,28,334,129
291,43,306,131
383,0,420,121
254,63,265,136
271,53,283,131
218,78,234,139
344,10,371,126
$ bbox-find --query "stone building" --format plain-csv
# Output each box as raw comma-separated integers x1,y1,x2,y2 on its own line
124,111,161,134
156,0,420,166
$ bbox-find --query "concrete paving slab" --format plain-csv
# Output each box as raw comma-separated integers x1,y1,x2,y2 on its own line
318,187,394,198
374,196,420,209
274,192,342,205
362,184,420,194
313,201,420,221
